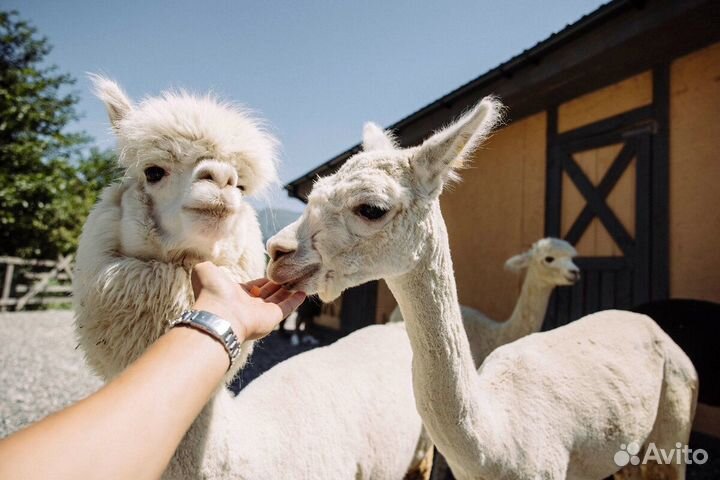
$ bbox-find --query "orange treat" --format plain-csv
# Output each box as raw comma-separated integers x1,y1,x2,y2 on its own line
250,285,262,297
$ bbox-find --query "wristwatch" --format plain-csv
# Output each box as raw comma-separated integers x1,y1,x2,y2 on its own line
169,310,241,370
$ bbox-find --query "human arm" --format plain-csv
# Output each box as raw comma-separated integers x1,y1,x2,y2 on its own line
0,262,305,480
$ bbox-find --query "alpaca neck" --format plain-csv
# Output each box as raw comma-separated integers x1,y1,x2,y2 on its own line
386,203,496,471
498,269,553,345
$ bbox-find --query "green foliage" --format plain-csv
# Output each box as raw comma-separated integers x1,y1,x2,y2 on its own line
0,11,119,258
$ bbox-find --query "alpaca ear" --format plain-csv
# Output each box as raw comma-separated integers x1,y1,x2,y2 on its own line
362,122,398,151
89,74,133,130
505,251,531,272
412,97,502,196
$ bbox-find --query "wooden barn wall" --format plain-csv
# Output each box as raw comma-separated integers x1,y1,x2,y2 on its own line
557,71,653,133
371,42,720,324
557,71,652,258
375,280,396,324
669,42,720,303
375,114,548,323
423,112,546,322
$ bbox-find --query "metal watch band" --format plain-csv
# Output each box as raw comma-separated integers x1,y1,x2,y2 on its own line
169,310,241,370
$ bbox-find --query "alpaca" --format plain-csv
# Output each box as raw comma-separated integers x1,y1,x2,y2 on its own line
74,75,274,382
266,98,698,479
392,239,580,477
74,77,427,479
166,321,426,479
391,238,580,368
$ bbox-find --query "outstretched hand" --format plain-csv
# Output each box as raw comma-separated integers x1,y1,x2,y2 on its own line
191,262,306,341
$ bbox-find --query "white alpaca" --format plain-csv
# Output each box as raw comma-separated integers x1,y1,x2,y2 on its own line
74,77,426,479
74,76,273,382
267,98,698,479
391,238,580,368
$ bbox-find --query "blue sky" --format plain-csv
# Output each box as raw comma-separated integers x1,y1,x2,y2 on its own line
8,0,606,211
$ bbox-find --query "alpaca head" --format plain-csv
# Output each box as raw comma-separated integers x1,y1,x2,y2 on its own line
267,97,502,302
91,75,278,262
505,238,580,286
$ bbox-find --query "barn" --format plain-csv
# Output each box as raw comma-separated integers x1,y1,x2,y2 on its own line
284,0,719,437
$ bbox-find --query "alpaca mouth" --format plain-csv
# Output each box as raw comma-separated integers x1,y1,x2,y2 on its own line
565,272,581,284
183,204,235,219
272,264,321,292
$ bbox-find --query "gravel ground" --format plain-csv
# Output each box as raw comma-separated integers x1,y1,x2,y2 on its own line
0,310,102,438
0,310,340,437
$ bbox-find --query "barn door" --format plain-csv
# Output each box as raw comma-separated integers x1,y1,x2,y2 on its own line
340,281,378,334
543,93,668,330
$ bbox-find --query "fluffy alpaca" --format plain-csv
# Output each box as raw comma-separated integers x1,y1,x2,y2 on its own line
74,76,274,382
266,97,698,479
74,77,427,479
391,238,580,368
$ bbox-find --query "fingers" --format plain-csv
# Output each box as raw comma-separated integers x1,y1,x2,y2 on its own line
258,282,281,299
262,287,306,318
242,278,269,293
241,278,284,299
265,284,292,303
277,292,307,319
241,278,288,299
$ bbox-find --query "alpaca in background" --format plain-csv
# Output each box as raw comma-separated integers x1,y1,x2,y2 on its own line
391,237,579,367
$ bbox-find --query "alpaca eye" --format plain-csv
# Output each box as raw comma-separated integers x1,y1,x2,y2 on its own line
144,166,167,184
354,204,389,221
544,256,555,263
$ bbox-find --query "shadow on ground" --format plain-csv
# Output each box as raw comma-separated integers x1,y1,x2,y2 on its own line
229,328,343,395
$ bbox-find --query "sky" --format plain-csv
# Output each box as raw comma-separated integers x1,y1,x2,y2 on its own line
7,0,606,212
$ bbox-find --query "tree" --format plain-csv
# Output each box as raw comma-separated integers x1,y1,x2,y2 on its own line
0,11,117,258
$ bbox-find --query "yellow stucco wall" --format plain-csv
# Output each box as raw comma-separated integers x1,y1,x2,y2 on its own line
669,42,720,302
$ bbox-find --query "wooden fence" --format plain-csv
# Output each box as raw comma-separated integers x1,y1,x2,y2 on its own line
0,255,74,311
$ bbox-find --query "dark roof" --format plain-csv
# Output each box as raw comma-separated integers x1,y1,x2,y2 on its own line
286,0,718,198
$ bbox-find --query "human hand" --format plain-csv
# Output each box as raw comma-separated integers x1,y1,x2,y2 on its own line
190,262,306,341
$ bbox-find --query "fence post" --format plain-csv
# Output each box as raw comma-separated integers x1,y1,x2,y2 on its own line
1,263,14,312
16,254,73,311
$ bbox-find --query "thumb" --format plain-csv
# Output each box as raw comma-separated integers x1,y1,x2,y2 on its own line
278,292,307,319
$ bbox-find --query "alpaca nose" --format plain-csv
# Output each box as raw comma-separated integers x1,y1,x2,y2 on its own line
569,269,581,281
268,242,295,262
194,161,238,189
267,221,301,262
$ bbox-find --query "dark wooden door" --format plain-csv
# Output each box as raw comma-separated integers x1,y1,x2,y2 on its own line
543,100,668,330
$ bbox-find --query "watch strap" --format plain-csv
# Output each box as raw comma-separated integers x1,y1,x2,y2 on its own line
170,310,240,370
